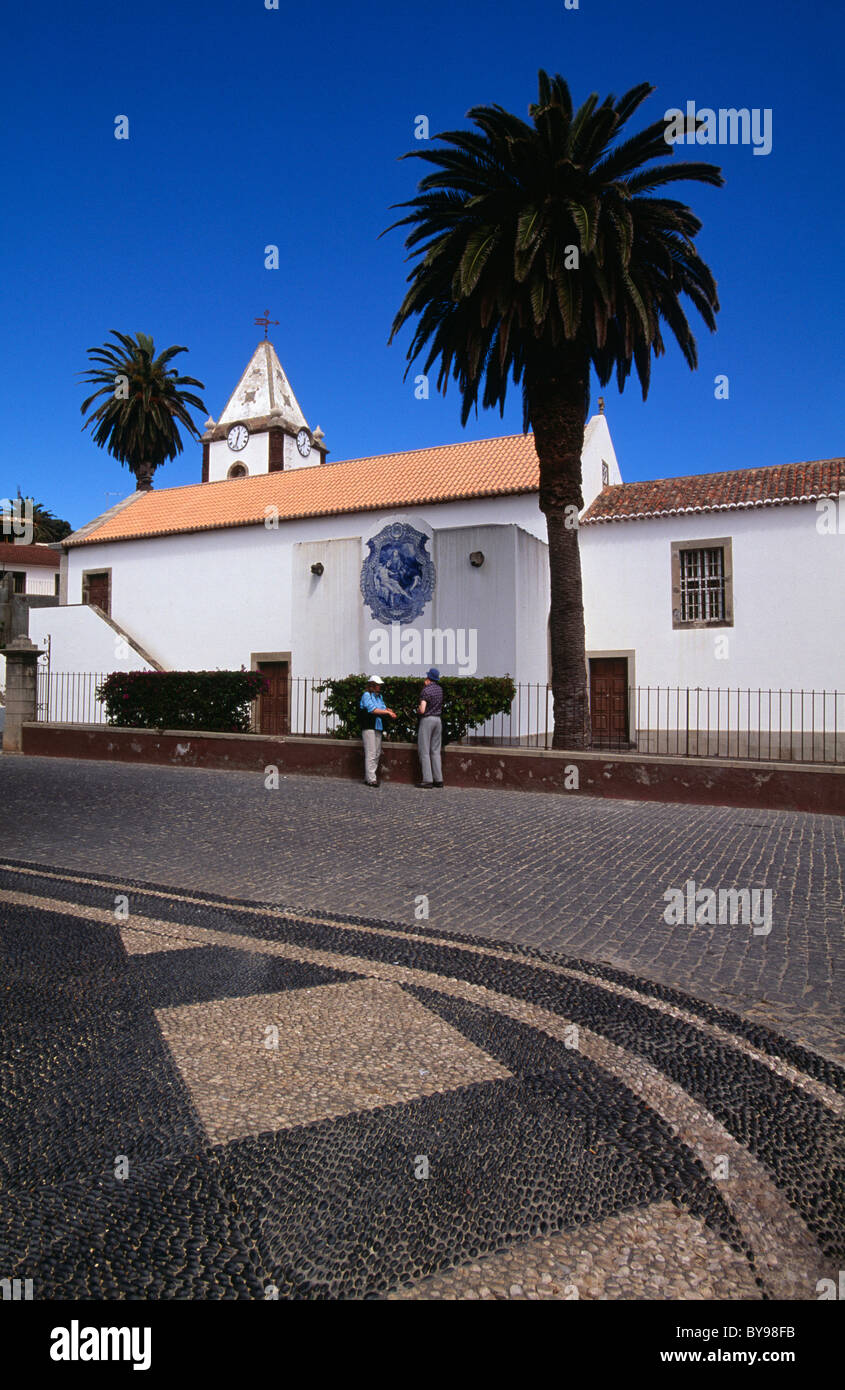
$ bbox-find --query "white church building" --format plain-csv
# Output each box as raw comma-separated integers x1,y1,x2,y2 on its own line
12,338,845,747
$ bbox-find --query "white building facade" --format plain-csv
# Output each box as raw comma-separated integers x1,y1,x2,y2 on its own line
579,465,845,751
12,339,843,748
0,543,60,596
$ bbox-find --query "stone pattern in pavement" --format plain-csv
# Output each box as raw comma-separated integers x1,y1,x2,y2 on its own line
1,859,842,1301
0,755,841,1064
386,1203,762,1300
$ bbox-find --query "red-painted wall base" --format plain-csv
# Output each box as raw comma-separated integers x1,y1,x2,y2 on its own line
17,723,844,815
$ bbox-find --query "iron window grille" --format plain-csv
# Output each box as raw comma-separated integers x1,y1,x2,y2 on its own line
679,547,725,622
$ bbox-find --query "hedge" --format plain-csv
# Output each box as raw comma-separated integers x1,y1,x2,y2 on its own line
316,674,516,746
96,670,268,733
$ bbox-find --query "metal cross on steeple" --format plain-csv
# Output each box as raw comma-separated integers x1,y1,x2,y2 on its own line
254,310,280,340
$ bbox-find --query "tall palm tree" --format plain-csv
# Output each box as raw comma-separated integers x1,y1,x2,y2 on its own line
80,331,207,490
385,72,722,748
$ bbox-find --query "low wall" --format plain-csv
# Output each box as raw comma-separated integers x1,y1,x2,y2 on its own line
17,722,845,815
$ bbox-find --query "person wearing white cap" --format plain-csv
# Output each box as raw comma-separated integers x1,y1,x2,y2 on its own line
359,676,397,787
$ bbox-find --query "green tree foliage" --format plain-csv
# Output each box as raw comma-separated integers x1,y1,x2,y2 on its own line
97,670,267,732
80,331,207,490
385,72,721,747
317,674,516,745
0,494,71,543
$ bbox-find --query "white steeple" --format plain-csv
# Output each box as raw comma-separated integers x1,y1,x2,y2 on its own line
218,341,308,435
201,340,328,483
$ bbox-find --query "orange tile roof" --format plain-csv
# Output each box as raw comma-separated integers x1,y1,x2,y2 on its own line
66,434,541,547
581,459,845,524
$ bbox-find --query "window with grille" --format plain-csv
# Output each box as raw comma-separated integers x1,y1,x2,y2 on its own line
671,537,733,628
679,547,725,621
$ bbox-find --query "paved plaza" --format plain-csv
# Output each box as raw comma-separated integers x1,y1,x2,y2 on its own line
0,755,842,1299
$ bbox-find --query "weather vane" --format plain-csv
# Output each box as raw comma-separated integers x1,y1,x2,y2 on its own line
255,310,280,340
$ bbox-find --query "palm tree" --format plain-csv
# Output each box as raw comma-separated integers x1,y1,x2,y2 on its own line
80,331,207,491
385,72,722,748
27,499,72,542
0,494,71,543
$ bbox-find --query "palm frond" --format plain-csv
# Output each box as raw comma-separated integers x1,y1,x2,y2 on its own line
384,69,721,428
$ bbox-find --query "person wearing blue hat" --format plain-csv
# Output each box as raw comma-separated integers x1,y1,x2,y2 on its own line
416,668,444,788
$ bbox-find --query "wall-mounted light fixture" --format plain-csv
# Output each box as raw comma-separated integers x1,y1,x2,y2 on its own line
469,551,485,567
310,562,324,576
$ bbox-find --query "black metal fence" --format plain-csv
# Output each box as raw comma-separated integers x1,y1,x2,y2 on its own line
585,686,843,764
32,672,845,765
36,671,109,725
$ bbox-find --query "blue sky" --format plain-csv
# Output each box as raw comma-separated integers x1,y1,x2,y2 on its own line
2,0,843,529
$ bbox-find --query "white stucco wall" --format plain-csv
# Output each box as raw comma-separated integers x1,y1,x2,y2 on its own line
580,503,845,693
291,536,364,677
290,520,548,681
581,415,622,507
0,560,59,594
29,606,152,674
207,431,270,481
207,431,326,481
428,524,520,678
60,492,549,674
515,527,552,686
0,603,150,699
46,490,844,707
283,433,322,471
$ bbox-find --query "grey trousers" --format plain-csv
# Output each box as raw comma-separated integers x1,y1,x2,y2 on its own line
418,715,442,783
362,728,382,784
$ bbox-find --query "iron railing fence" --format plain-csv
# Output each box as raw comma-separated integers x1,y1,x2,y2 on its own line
460,684,845,764
36,671,110,725
31,672,845,766
622,686,844,765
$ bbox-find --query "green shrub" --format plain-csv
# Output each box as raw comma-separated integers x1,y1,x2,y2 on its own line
96,669,268,733
316,674,516,746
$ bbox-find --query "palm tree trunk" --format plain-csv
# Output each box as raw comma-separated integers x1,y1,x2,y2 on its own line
135,462,154,491
527,358,591,751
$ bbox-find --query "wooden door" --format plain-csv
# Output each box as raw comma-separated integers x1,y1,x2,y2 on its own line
83,571,110,615
256,661,289,734
590,658,629,745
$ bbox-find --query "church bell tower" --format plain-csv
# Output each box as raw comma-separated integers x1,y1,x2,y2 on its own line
201,336,328,483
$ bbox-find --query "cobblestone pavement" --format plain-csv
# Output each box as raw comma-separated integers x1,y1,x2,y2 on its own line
1,858,842,1301
0,756,842,1064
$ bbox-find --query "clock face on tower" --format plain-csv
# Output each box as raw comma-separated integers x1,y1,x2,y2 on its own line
227,424,249,452
296,428,312,458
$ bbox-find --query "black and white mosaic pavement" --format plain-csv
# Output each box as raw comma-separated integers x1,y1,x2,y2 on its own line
1,857,842,1300
1,756,842,1068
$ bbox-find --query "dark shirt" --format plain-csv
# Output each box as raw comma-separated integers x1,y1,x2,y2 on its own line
419,681,443,718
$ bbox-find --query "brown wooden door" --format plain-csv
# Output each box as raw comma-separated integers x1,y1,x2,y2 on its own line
256,661,289,734
83,572,110,615
590,658,629,745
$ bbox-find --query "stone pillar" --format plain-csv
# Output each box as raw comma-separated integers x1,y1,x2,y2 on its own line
0,571,13,647
1,636,43,753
